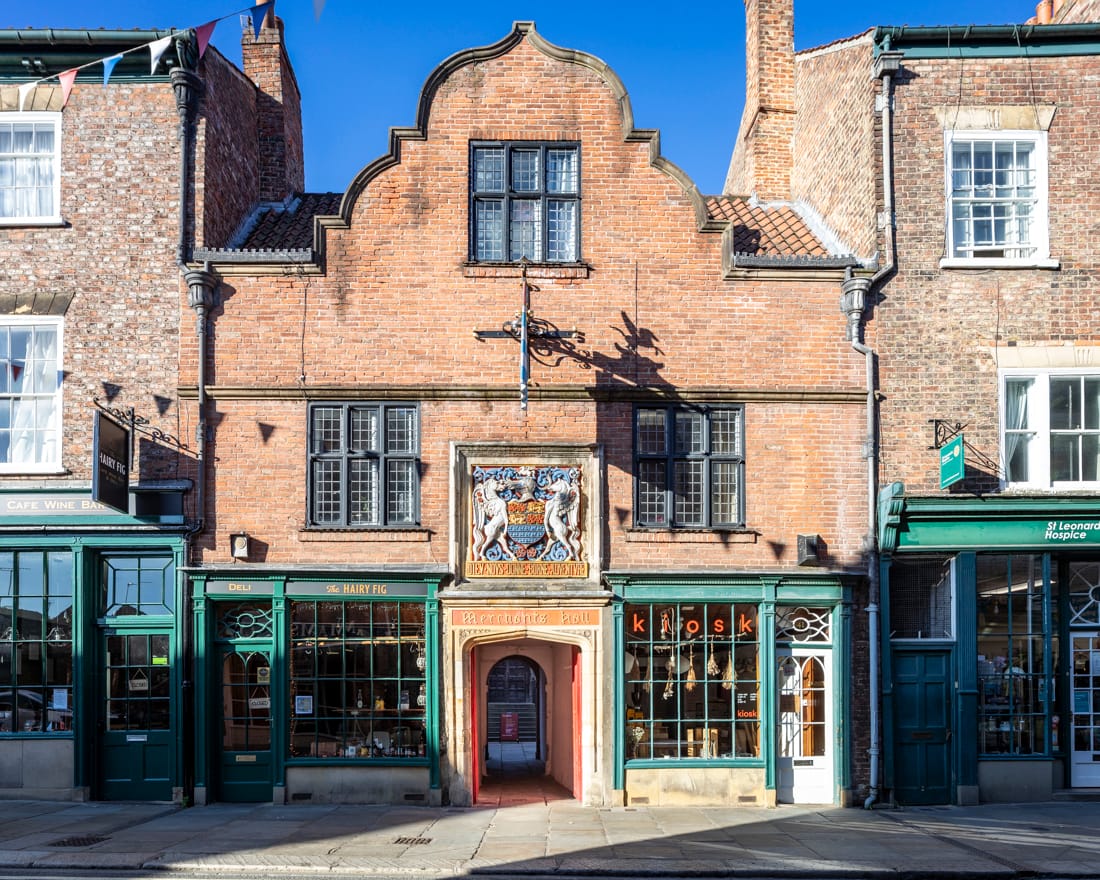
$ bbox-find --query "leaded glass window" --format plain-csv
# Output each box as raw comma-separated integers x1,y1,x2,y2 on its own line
308,403,419,528
471,142,579,263
634,405,744,528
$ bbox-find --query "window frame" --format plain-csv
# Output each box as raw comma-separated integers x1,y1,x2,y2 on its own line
0,111,62,226
468,141,581,265
942,129,1052,268
1000,369,1100,490
0,550,74,736
624,601,761,763
0,316,63,475
306,402,420,529
288,598,428,762
633,404,745,529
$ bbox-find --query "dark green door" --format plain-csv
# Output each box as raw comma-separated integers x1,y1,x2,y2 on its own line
99,630,174,800
217,646,273,802
892,649,952,804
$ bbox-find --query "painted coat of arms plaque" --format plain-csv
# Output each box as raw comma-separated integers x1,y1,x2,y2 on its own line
467,465,586,578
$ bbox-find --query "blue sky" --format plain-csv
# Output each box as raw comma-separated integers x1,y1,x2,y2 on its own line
10,1,1035,195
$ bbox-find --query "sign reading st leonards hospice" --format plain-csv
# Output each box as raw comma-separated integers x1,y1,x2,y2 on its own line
939,434,965,489
92,411,130,514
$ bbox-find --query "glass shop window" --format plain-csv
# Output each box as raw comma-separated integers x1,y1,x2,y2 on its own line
976,554,1051,756
288,600,427,760
624,602,759,761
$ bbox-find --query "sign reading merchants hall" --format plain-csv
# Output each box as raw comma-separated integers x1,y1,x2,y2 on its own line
466,465,587,578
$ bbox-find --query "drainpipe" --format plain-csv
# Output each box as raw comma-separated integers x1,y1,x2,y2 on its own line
171,46,215,808
841,48,902,811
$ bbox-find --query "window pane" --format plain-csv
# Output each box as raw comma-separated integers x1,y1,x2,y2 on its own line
386,460,416,525
1051,378,1078,430
546,149,577,193
473,147,504,192
511,149,539,192
312,459,342,524
349,459,379,525
674,411,704,455
674,459,704,525
637,460,666,525
311,407,342,454
475,200,504,261
546,200,576,262
637,409,666,454
710,410,741,455
349,407,378,453
509,199,540,261
385,407,417,454
711,461,739,525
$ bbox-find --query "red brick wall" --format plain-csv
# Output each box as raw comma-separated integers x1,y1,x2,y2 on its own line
0,79,187,484
195,47,263,250
868,52,1100,494
793,36,879,259
192,33,870,577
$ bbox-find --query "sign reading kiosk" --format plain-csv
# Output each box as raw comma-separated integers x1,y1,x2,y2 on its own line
92,411,130,514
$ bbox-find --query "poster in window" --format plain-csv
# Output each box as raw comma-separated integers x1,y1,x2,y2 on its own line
735,683,758,720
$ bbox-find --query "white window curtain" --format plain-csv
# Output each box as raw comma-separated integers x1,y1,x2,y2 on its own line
1004,378,1031,482
4,322,59,467
0,119,57,220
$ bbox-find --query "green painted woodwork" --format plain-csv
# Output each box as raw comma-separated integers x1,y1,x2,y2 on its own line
873,22,1100,59
955,553,978,793
890,649,953,805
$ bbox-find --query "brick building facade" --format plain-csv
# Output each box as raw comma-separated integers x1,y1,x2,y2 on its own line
739,0,1100,804
0,17,301,800
183,16,871,807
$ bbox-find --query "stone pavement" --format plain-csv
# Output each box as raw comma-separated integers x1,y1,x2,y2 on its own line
0,790,1097,877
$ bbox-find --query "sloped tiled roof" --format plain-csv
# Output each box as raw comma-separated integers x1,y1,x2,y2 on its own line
705,196,832,259
235,192,342,251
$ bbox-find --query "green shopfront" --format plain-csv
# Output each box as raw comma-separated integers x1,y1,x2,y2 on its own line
191,572,443,805
608,572,859,807
0,489,187,801
880,486,1100,804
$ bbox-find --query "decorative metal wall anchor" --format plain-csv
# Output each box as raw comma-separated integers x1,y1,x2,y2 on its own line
472,261,580,411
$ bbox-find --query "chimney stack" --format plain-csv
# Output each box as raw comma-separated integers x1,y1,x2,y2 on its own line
242,7,305,202
724,0,795,200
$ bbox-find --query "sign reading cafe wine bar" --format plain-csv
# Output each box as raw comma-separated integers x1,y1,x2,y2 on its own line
467,464,587,578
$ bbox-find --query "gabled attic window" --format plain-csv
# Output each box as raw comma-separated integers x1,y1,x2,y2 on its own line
470,142,580,263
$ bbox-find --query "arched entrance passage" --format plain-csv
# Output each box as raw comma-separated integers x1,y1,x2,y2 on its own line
468,637,581,804
485,656,545,778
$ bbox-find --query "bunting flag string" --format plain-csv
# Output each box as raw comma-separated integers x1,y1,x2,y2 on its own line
13,0,274,110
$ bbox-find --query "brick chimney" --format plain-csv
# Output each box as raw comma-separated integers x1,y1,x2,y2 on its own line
241,7,304,202
724,0,795,200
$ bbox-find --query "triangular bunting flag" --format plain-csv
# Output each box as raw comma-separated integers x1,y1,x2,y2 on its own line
58,69,78,108
149,35,173,75
17,82,35,112
313,0,325,20
195,20,217,59
250,1,273,39
102,53,122,86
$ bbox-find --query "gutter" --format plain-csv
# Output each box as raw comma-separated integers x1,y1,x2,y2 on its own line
170,37,215,808
840,48,902,810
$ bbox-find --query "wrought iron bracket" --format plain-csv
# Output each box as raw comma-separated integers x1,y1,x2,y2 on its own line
928,418,1001,476
93,400,190,453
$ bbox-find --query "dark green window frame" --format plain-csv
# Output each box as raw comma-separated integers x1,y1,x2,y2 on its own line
288,599,427,761
634,405,745,529
307,402,420,528
0,550,73,734
624,601,760,761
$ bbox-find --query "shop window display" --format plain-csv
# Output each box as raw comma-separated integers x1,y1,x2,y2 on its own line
976,554,1051,755
289,600,427,759
624,602,759,760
